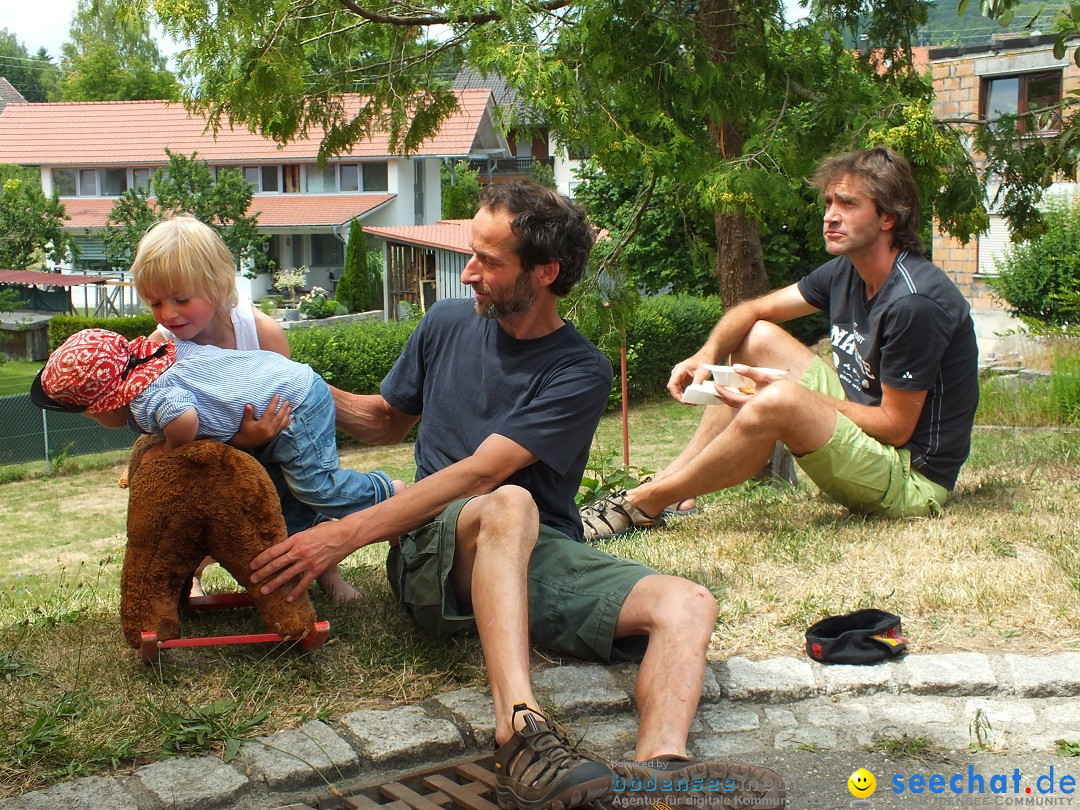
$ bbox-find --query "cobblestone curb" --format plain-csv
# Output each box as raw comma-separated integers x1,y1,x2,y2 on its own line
4,653,1079,810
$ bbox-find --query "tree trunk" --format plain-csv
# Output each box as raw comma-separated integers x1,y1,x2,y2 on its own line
699,0,796,486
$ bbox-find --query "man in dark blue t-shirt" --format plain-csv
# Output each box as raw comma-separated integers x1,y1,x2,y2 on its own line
582,147,978,539
250,181,784,810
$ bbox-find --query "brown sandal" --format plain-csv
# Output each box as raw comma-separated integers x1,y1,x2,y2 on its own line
580,491,666,540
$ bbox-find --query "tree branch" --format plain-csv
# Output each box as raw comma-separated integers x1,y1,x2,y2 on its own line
335,0,574,27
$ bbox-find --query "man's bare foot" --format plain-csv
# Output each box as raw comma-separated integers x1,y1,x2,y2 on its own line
317,566,360,603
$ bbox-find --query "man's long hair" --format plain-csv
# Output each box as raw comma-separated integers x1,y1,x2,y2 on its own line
811,147,925,255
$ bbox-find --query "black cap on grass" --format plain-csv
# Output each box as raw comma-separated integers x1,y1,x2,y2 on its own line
805,609,907,664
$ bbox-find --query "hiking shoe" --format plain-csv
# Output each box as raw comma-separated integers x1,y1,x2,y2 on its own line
595,755,786,810
494,704,613,810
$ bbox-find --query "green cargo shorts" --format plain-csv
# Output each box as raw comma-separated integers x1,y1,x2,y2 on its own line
793,356,950,517
386,497,656,662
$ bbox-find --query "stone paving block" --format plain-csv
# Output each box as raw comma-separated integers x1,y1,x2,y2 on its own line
577,714,639,760
339,705,464,765
763,707,798,728
1004,653,1080,697
136,755,250,810
0,776,139,810
701,663,722,702
699,703,762,734
902,654,996,695
1041,700,1080,726
815,660,897,696
773,726,840,751
964,699,1038,728
803,702,871,728
718,657,818,702
859,694,960,726
533,663,633,716
240,720,360,791
693,733,765,757
431,687,494,748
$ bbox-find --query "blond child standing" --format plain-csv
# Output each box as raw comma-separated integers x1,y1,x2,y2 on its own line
130,215,373,602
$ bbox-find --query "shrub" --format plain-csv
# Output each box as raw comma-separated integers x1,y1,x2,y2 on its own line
441,161,482,220
572,294,724,401
49,314,159,350
1051,339,1080,425
989,198,1080,328
337,219,382,313
287,318,418,394
298,287,335,319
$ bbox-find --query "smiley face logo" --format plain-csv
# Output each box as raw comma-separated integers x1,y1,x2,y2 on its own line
848,768,876,798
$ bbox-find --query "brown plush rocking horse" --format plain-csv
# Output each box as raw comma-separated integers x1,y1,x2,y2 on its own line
120,435,328,662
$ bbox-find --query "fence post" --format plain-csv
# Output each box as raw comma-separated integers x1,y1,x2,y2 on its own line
41,408,51,475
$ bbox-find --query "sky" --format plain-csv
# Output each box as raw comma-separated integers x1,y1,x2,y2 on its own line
0,0,81,58
2,0,810,59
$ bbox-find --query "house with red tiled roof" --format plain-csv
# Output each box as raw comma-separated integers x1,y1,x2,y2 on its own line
451,67,586,197
0,87,509,307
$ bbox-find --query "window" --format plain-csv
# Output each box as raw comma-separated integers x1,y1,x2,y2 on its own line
340,164,360,192
243,166,259,189
283,164,300,193
79,169,98,196
982,70,1062,134
363,162,389,192
53,169,76,196
305,165,337,193
102,169,128,196
311,234,344,265
261,166,279,192
133,168,153,190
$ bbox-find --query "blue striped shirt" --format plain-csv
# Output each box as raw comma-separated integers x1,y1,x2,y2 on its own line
128,340,316,441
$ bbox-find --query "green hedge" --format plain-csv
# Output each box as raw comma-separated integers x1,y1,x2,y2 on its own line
286,319,418,394
575,295,724,401
48,314,159,350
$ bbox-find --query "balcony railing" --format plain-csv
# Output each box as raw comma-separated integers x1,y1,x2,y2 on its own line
468,157,555,177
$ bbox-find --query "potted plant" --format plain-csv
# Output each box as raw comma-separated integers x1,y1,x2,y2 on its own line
273,266,308,320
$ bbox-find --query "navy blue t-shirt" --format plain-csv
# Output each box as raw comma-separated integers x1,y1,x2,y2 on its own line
797,251,979,490
381,299,613,540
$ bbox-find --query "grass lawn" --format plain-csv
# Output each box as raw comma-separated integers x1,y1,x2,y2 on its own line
0,358,44,398
0,396,1078,797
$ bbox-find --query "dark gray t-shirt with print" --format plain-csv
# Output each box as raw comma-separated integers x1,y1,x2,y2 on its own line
381,299,613,540
797,251,979,490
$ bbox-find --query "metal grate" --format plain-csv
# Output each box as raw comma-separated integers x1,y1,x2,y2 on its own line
320,755,499,810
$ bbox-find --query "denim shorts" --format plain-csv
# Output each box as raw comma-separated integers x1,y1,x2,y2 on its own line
386,498,656,662
793,356,949,517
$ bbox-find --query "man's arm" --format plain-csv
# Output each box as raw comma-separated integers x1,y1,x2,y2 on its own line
330,386,418,445
827,383,927,447
668,284,819,400
250,432,537,601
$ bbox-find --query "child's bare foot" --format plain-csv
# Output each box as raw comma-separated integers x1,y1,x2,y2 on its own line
391,479,407,496
317,567,360,603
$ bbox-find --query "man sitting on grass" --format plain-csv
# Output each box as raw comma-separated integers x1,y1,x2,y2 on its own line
248,180,786,810
581,147,979,538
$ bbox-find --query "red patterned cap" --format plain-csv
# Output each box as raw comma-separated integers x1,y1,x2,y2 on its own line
31,329,176,414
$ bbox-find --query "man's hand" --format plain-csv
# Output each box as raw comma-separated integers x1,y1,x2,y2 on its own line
230,395,291,449
249,520,359,603
667,352,714,402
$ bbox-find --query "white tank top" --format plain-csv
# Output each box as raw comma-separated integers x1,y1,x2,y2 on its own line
156,299,261,350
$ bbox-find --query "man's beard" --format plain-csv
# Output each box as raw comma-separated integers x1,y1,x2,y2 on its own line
475,270,536,320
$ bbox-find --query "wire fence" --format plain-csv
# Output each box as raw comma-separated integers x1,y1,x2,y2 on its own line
1,394,134,472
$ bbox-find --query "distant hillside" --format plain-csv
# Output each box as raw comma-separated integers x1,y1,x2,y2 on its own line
922,1,1057,47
